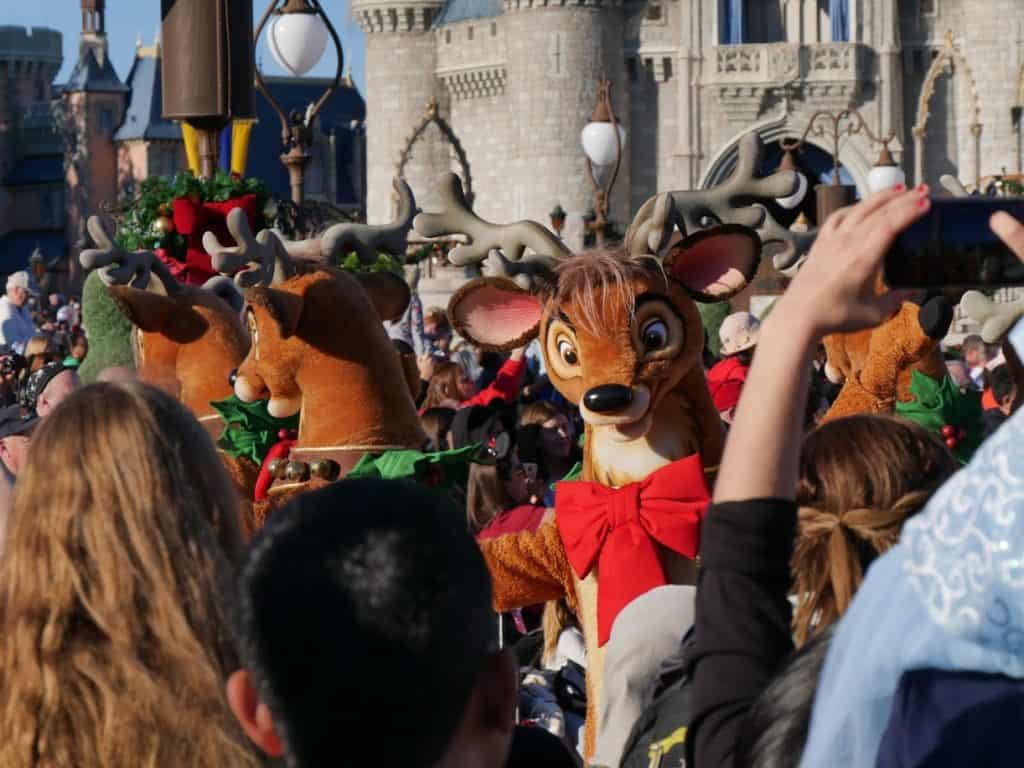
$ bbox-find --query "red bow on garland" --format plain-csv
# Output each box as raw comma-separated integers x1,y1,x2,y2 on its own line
555,454,709,645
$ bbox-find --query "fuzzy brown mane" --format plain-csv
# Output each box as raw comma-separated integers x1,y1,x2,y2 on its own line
550,248,662,336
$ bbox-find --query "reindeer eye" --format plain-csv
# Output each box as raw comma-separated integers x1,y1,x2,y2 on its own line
698,215,719,229
558,339,578,366
642,319,669,351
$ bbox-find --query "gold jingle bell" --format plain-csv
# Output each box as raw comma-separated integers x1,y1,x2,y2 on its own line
310,459,341,481
284,461,311,482
266,458,286,479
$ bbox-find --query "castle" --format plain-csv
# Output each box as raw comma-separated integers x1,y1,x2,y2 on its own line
0,0,365,287
355,0,1024,253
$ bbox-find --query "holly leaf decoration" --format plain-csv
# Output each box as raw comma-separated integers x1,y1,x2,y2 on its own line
895,370,983,464
347,445,479,488
212,394,299,466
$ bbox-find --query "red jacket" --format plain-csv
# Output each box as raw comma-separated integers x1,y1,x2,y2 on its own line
460,357,526,409
707,357,749,414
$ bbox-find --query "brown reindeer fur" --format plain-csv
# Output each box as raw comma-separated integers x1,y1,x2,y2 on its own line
469,252,728,758
233,264,425,457
822,301,948,422
107,284,248,418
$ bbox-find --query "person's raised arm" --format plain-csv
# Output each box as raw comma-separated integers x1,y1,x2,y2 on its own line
714,186,927,503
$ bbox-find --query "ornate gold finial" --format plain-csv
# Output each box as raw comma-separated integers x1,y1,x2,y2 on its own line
426,98,439,118
944,29,955,49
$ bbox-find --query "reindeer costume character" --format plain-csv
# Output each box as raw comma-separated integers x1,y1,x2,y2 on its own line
207,179,427,511
419,133,805,757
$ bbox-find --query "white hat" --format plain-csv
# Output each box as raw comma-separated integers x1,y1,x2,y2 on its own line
6,271,37,295
719,311,761,357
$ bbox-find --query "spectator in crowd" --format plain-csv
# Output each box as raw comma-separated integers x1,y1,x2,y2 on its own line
517,401,579,504
946,358,972,390
0,383,259,767
0,272,38,353
421,406,457,452
688,185,934,767
0,404,36,477
22,363,82,419
63,331,88,369
707,311,760,423
423,306,454,356
22,334,58,373
962,334,988,389
790,415,956,646
982,364,1017,436
421,348,527,412
225,479,519,768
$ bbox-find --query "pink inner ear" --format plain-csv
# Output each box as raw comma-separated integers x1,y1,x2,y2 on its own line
456,284,543,347
668,232,758,297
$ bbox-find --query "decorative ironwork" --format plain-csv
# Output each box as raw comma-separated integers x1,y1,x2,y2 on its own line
784,108,897,186
395,98,474,207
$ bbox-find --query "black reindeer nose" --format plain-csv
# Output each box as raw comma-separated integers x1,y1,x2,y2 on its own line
584,384,633,413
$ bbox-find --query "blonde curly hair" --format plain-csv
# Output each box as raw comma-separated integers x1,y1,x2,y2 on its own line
0,383,259,767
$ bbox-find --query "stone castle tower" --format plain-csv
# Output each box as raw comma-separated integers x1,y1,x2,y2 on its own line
62,0,128,284
354,0,1024,255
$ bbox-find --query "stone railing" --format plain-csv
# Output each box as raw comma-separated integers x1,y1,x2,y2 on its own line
353,0,443,34
437,65,508,100
708,41,867,122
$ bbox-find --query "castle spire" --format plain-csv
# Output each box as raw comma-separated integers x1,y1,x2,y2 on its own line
79,0,109,66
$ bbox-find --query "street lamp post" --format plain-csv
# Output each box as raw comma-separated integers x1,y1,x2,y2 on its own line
782,108,906,225
581,80,626,247
254,0,344,211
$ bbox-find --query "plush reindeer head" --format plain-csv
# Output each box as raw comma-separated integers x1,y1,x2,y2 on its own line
421,168,781,487
80,217,248,419
207,179,425,450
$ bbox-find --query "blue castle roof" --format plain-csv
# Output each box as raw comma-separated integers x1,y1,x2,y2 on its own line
114,50,181,141
434,0,504,26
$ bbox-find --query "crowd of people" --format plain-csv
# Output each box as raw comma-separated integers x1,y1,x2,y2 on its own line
2,187,1024,767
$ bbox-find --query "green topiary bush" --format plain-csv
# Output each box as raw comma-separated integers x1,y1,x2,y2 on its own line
697,301,732,357
78,271,135,383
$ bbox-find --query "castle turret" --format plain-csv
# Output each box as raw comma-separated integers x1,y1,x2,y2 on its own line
502,0,628,248
353,0,447,222
63,0,128,287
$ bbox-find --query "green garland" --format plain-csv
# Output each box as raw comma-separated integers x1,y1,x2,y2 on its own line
337,252,404,275
895,370,983,465
115,170,271,255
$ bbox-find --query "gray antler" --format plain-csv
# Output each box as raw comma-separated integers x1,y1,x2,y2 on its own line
205,208,296,288
80,216,181,296
413,173,570,276
626,132,815,270
960,290,1024,343
940,174,969,197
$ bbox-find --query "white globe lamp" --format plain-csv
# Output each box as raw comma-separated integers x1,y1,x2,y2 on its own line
774,146,808,210
581,122,627,167
868,145,906,193
268,4,329,77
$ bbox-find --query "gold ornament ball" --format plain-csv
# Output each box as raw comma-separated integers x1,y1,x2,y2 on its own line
152,216,175,236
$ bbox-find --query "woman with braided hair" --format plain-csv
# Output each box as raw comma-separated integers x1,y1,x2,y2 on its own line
791,414,958,646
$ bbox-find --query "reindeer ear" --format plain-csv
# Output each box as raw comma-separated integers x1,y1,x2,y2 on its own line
663,224,761,302
448,277,543,352
107,285,207,342
354,271,411,322
246,286,304,339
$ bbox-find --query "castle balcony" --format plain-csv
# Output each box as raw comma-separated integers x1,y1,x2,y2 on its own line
707,41,869,123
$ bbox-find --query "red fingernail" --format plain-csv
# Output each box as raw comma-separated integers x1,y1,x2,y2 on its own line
918,197,930,208
916,183,928,193
894,183,906,191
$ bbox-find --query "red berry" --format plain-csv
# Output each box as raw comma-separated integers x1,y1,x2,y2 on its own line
945,437,958,449
941,425,955,438
957,427,966,440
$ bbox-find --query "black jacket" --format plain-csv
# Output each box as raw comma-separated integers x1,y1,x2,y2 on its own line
686,499,797,768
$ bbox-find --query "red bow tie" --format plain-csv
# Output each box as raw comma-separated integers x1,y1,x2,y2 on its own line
555,454,709,646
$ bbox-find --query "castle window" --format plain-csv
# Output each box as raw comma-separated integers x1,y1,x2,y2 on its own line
34,80,45,102
627,57,639,82
662,57,673,81
445,29,451,44
646,2,662,21
467,26,474,40
920,0,937,14
491,22,497,36
720,0,787,44
98,108,113,134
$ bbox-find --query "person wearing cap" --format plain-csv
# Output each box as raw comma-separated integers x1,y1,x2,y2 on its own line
0,404,38,477
706,311,760,424
0,272,38,354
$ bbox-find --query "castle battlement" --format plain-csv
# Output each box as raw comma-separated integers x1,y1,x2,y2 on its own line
0,27,63,75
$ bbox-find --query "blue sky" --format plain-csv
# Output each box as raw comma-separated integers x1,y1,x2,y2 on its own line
5,0,366,93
